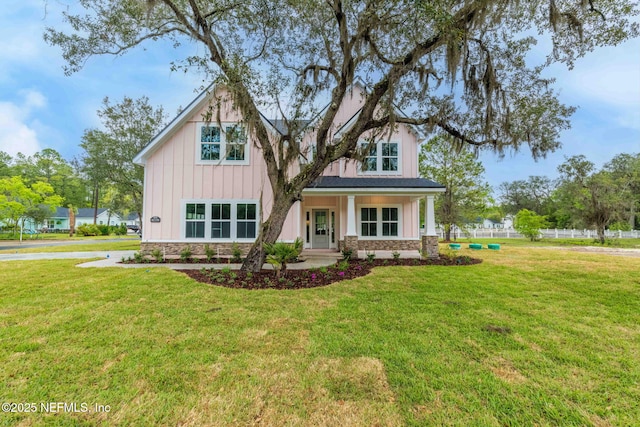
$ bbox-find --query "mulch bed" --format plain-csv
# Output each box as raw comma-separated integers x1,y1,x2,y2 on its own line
181,255,481,290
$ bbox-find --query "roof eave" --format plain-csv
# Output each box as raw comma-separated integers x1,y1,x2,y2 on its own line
302,187,445,195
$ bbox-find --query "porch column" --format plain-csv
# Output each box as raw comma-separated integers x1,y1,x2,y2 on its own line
344,195,358,258
346,195,356,235
422,194,438,259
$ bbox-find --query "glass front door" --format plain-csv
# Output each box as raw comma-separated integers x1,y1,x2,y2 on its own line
312,210,329,249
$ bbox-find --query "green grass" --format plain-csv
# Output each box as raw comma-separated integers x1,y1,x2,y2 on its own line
1,248,639,426
446,236,640,249
0,240,140,254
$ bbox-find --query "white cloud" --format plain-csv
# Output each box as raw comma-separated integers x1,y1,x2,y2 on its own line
0,90,46,157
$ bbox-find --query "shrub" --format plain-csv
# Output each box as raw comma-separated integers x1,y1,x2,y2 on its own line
514,209,548,241
113,224,127,236
133,251,145,263
392,251,401,260
609,221,632,232
180,246,193,262
366,250,376,263
76,224,100,236
204,244,216,262
263,238,303,279
336,259,349,272
231,243,243,263
341,247,353,260
151,248,163,262
97,224,110,236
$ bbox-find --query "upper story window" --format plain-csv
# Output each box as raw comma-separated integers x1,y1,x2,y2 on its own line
359,140,400,175
197,123,249,165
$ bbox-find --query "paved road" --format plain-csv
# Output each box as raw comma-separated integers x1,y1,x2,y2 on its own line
0,237,139,251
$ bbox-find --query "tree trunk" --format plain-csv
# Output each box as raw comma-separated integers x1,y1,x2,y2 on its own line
444,224,451,241
241,194,297,272
596,223,606,244
93,186,99,225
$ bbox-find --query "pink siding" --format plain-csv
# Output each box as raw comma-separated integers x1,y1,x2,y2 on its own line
298,85,420,179
143,87,272,241
142,85,424,243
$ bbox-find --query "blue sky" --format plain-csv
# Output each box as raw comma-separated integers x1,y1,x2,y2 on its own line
1,1,638,193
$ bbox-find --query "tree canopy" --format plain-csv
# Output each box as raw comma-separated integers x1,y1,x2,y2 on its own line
556,155,635,243
419,134,491,240
79,96,167,223
45,0,640,270
0,176,63,236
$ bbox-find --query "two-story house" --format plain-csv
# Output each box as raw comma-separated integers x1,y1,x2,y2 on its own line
133,83,444,257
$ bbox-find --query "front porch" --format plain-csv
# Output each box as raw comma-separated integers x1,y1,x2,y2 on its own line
300,176,445,258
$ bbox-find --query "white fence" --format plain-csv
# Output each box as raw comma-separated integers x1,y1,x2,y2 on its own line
438,228,640,240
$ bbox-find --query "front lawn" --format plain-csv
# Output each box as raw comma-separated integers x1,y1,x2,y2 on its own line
1,247,638,426
0,240,140,254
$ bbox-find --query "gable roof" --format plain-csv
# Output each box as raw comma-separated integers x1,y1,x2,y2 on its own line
133,84,281,165
134,80,427,165
52,207,69,218
77,208,107,218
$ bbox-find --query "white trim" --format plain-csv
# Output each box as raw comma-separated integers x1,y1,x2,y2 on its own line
180,199,259,241
357,140,402,176
424,194,437,236
133,84,282,165
346,195,356,236
133,86,213,165
356,204,403,239
195,122,250,166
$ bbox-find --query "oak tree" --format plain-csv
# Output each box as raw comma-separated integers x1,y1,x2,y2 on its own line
79,96,166,226
45,0,639,270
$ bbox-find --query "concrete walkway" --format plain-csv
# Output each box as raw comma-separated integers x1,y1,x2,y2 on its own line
0,249,422,269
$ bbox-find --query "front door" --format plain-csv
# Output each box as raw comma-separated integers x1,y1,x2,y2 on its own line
312,209,329,249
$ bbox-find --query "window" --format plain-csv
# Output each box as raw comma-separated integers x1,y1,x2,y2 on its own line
381,142,398,171
197,123,248,164
359,140,400,174
211,203,231,238
225,125,246,161
363,144,377,172
359,206,400,238
361,208,377,236
186,203,206,238
201,126,221,160
184,201,258,240
382,207,399,236
236,203,257,238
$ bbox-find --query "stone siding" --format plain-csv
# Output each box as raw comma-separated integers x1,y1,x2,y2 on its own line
358,240,420,251
339,239,420,252
343,235,360,259
421,235,439,259
141,242,253,257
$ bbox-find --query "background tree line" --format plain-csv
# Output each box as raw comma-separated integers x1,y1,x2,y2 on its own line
417,139,639,243
497,153,640,243
0,96,165,234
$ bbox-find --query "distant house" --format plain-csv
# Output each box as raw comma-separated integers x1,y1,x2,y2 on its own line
133,83,446,256
43,208,140,231
466,215,513,230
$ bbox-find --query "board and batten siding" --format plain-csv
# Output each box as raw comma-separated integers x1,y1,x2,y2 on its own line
142,99,287,241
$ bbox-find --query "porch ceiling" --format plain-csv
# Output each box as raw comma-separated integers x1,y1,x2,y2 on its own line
302,176,445,196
